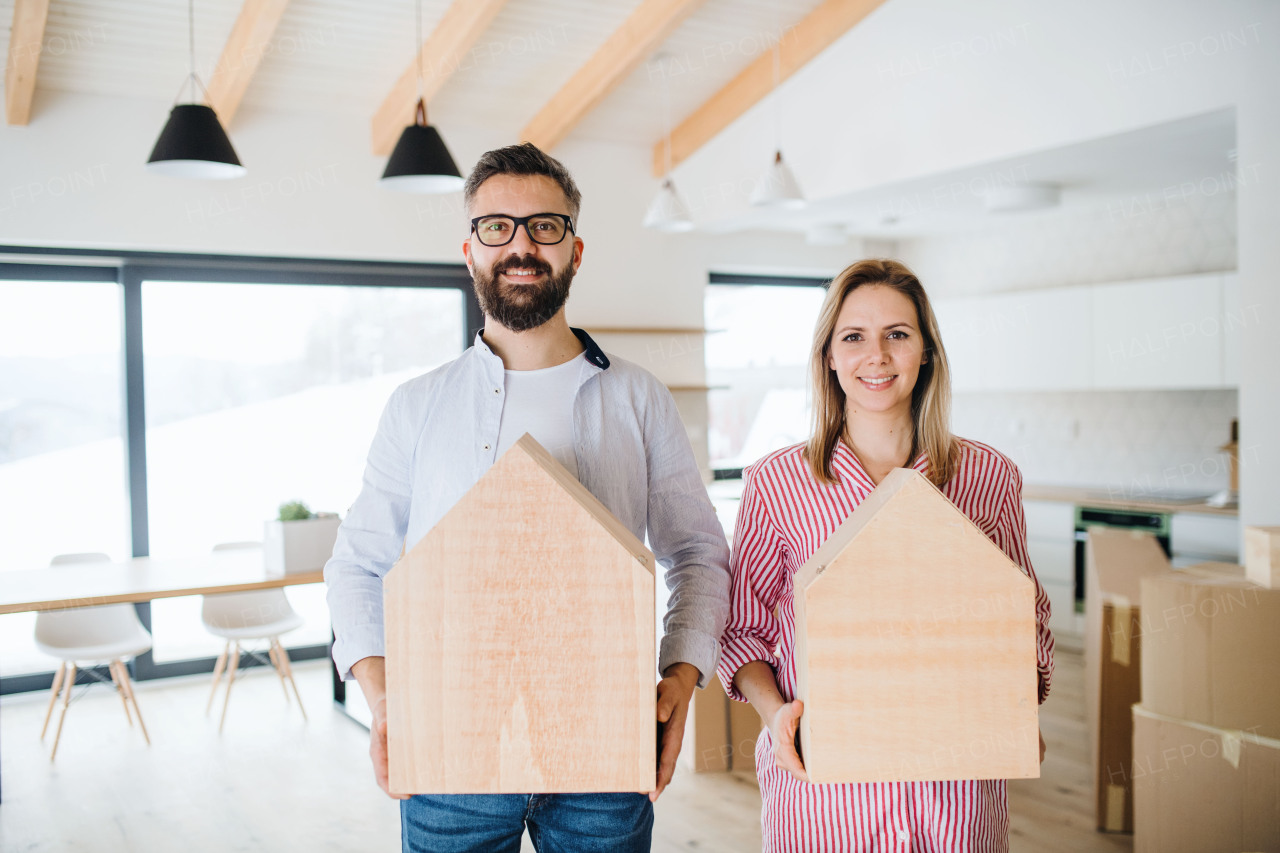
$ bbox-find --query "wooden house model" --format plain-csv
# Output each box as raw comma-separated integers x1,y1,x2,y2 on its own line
794,467,1040,783
384,435,656,795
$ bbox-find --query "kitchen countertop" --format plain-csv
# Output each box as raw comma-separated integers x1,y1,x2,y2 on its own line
1022,484,1238,517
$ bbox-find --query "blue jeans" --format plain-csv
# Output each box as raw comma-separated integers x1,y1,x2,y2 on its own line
401,792,653,853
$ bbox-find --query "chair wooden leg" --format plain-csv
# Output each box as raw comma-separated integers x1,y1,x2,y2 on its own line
207,642,230,714
268,639,291,703
49,662,76,761
41,662,67,740
116,661,149,745
219,642,241,733
278,642,307,722
108,660,134,726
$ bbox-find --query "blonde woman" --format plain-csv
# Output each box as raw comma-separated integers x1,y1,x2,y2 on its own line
718,259,1054,852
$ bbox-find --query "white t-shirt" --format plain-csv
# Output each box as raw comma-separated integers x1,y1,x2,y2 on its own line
494,353,583,478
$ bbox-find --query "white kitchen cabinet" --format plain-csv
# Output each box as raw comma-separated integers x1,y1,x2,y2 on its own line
1022,499,1079,637
1222,272,1241,386
938,273,1237,393
934,286,1092,392
982,288,1093,391
1039,578,1077,636
932,297,988,392
1022,499,1077,553
1025,536,1074,586
1091,273,1224,389
1171,512,1239,563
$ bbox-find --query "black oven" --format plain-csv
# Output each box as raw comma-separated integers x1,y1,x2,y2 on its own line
1072,507,1172,610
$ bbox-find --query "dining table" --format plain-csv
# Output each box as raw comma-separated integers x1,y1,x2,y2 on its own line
0,550,340,804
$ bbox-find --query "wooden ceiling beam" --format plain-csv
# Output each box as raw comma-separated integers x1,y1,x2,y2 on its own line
651,0,887,176
4,0,52,125
521,0,709,152
205,0,292,125
371,0,510,157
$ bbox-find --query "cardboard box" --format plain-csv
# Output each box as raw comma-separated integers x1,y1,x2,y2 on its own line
794,468,1039,784
727,694,761,773
1245,525,1280,588
263,514,340,575
1139,563,1280,740
1132,704,1280,853
682,680,731,773
681,682,762,774
384,436,656,795
1083,527,1172,833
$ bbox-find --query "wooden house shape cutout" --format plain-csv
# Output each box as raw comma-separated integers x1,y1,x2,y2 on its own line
794,467,1040,784
384,434,656,795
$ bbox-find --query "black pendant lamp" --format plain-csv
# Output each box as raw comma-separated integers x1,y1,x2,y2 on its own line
146,0,245,179
381,98,464,192
380,0,464,193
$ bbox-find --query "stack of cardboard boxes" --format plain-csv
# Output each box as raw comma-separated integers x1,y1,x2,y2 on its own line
1131,526,1280,852
1083,527,1173,833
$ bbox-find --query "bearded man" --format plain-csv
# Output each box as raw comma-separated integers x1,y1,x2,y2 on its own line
324,143,730,853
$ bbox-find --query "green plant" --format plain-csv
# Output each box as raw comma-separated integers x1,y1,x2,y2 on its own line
278,500,314,522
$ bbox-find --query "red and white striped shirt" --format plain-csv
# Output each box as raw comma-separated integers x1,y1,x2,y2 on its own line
718,438,1055,853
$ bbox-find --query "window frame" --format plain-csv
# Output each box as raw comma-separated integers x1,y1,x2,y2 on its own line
0,245,480,694
705,271,831,480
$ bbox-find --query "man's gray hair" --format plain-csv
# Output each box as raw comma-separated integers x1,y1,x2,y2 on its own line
463,142,582,222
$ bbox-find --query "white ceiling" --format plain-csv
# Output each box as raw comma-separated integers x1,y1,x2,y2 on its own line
1,0,824,146
707,107,1238,237
0,2,1240,238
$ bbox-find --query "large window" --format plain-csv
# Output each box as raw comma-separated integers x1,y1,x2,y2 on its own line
706,276,828,473
0,274,129,676
143,281,464,661
0,252,476,692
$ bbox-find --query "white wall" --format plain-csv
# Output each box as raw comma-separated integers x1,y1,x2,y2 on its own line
898,190,1237,298
0,90,855,488
0,92,852,329
4,0,1275,527
671,0,1278,528
895,183,1241,496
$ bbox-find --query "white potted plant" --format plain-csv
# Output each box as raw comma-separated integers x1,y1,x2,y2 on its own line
264,500,341,576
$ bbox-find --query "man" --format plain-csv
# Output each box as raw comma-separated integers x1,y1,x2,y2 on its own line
324,142,730,852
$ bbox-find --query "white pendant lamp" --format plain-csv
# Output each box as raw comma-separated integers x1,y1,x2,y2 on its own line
750,42,804,209
644,53,694,232
643,179,694,232
750,151,805,209
379,0,465,193
146,0,245,179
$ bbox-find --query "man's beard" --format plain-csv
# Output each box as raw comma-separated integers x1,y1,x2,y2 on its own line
473,254,575,333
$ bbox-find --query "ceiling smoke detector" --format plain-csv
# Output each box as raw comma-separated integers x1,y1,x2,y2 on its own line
984,183,1061,213
805,224,849,246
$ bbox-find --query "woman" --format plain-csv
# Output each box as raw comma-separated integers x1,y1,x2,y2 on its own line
718,259,1054,852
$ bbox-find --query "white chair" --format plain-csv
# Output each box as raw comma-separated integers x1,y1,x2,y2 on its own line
35,553,152,761
202,542,306,732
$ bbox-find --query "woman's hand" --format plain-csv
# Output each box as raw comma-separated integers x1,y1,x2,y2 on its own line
769,700,810,783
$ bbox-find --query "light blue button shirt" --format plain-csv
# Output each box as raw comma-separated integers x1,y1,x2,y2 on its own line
324,329,730,687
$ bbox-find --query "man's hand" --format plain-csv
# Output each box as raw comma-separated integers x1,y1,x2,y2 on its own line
651,663,700,802
769,700,809,783
351,656,409,800
369,694,409,800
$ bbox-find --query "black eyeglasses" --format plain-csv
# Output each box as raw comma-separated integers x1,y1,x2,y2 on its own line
469,213,575,247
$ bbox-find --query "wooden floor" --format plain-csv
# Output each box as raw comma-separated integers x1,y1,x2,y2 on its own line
0,646,1130,852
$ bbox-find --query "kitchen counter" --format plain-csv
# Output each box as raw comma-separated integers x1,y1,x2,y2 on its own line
1022,484,1238,517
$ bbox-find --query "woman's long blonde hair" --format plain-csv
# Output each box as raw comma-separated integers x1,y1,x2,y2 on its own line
804,258,959,487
